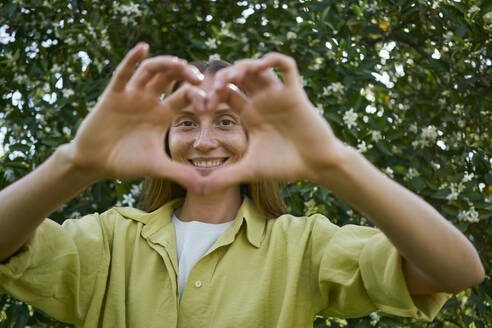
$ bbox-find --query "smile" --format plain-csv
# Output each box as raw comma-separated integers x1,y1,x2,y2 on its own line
189,158,228,169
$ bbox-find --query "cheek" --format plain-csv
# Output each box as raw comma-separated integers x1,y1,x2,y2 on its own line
221,129,248,156
168,131,191,159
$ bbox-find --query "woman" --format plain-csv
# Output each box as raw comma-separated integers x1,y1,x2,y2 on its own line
0,42,485,327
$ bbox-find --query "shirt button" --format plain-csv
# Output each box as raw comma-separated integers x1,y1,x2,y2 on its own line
194,280,202,288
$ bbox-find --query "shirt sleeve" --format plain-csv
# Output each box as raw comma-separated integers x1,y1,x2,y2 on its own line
310,215,451,321
0,214,109,325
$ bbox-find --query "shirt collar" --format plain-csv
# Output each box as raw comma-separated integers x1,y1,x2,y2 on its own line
113,196,267,248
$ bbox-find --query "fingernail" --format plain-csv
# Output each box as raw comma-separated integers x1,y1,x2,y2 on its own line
137,42,149,51
189,67,204,81
227,83,239,92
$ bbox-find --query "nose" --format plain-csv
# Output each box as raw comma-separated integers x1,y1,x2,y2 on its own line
193,125,218,152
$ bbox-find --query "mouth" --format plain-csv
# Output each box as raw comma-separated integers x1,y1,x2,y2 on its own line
188,157,229,170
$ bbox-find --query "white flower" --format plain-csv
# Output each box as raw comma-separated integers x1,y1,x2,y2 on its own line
458,207,479,223
304,199,317,215
323,82,344,96
209,53,221,61
130,184,142,196
50,64,61,73
205,38,218,49
4,168,15,182
13,74,28,85
370,130,382,142
357,140,372,153
63,88,74,98
383,167,394,178
286,31,297,40
462,172,474,183
114,2,142,16
62,127,71,135
404,168,420,181
343,108,358,129
432,0,443,10
413,125,439,148
422,125,438,140
101,38,111,51
431,161,441,170
370,312,380,326
122,194,135,207
484,11,492,23
446,182,464,201
314,104,324,116
310,57,324,70
69,211,81,219
484,11,492,30
444,31,453,42
468,5,480,15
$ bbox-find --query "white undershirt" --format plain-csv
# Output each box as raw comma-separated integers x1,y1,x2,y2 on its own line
172,213,234,299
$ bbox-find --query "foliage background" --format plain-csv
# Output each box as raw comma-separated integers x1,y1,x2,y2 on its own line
0,0,491,327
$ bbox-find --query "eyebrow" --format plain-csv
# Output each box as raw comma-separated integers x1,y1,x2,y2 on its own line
179,108,236,117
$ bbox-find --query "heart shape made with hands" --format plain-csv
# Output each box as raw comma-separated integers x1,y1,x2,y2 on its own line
165,53,339,195
79,42,338,196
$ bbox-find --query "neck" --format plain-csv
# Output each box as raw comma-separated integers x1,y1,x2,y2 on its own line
176,186,242,224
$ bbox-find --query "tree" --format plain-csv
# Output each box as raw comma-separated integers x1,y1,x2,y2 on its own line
1,0,491,326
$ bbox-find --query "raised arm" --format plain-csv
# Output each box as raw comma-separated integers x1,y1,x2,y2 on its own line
203,53,485,294
0,43,206,262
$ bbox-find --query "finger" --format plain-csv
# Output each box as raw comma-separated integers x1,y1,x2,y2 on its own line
110,42,149,92
218,60,280,96
161,84,207,116
146,65,203,96
147,157,205,194
206,83,249,114
241,70,273,94
201,158,257,194
214,59,264,91
258,52,300,87
164,161,206,194
129,56,203,90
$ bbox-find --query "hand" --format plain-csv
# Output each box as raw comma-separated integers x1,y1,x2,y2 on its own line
203,53,347,192
68,43,207,192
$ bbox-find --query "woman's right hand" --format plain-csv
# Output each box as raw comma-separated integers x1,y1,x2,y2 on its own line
66,43,206,191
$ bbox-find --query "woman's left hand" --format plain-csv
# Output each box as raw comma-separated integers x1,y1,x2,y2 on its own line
203,53,347,192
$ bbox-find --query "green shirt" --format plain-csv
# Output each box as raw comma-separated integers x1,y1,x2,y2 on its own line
0,197,450,327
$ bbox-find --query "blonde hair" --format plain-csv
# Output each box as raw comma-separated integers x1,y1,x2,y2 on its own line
139,60,288,218
140,179,287,218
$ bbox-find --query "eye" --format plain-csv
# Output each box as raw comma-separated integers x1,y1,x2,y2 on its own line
219,119,234,127
176,119,196,127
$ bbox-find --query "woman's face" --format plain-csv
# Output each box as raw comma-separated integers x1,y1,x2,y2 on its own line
168,75,248,176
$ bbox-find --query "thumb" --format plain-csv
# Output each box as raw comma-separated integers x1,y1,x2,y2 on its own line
202,157,256,194
162,84,207,114
149,157,206,194
206,83,248,113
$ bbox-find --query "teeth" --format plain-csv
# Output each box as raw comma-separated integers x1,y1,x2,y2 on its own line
192,159,225,168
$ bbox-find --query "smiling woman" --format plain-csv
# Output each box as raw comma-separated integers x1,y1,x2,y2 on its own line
0,43,485,328
141,60,288,219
